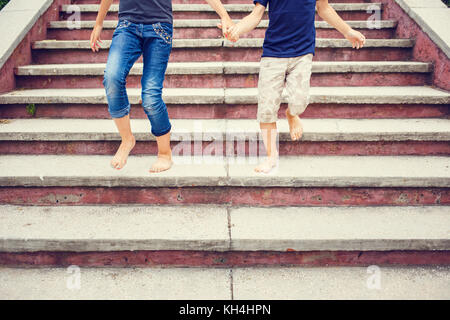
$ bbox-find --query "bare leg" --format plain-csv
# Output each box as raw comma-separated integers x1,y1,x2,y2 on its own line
286,108,303,141
150,131,173,173
255,122,279,173
111,115,136,170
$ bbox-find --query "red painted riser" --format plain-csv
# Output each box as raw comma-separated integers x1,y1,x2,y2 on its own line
61,12,372,21
1,141,449,156
15,72,429,89
32,47,412,64
47,27,394,40
1,104,447,120
1,250,449,268
0,187,448,206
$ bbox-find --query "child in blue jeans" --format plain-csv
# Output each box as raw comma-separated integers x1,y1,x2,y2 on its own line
91,0,234,172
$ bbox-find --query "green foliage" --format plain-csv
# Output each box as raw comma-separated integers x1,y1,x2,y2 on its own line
26,103,36,117
0,0,10,10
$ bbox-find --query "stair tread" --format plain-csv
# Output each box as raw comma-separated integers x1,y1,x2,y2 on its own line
61,3,382,12
0,205,448,252
16,61,432,76
0,267,232,299
1,118,449,141
2,266,449,300
1,86,448,105
32,38,415,49
0,154,448,187
48,19,398,29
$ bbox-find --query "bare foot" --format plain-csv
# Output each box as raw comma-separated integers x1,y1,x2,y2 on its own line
111,136,136,170
286,109,303,141
254,154,278,173
150,154,173,173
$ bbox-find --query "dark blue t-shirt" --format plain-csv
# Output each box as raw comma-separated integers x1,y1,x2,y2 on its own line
119,0,172,25
254,0,316,58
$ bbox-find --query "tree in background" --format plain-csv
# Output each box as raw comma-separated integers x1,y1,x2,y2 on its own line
0,0,10,11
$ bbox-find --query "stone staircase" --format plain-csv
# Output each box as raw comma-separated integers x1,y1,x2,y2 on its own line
0,0,449,299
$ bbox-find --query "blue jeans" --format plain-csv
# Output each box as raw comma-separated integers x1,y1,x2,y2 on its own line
103,19,173,137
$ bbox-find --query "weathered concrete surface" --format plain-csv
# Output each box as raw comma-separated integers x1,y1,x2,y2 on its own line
224,118,450,141
226,155,450,187
0,155,228,187
0,88,224,104
224,61,431,74
48,19,397,30
0,155,448,187
61,3,381,13
32,38,414,50
229,206,450,251
395,0,450,58
233,266,450,300
0,267,231,300
1,86,448,105
224,38,414,48
0,205,229,252
1,266,448,300
16,61,431,76
224,86,450,104
0,0,52,69
1,118,448,142
0,205,447,252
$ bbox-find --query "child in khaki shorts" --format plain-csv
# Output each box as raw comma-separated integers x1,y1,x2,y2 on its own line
225,0,366,173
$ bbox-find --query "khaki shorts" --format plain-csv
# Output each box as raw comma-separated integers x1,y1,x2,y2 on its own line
257,53,313,123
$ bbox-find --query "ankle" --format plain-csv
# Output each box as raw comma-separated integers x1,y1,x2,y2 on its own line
157,150,172,160
267,151,279,159
121,135,135,143
286,109,296,119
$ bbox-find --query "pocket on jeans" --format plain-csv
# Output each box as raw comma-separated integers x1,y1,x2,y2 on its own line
152,22,172,45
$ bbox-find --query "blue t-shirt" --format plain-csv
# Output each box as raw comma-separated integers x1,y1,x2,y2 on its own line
254,0,316,58
118,0,172,25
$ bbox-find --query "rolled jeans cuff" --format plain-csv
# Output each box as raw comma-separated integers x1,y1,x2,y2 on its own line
109,104,130,118
152,123,172,137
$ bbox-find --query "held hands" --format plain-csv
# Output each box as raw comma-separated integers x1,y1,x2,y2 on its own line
217,17,240,42
344,28,366,49
226,24,243,42
90,24,103,52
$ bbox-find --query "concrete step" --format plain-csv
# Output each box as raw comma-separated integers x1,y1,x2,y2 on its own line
1,118,448,156
1,266,449,299
31,38,414,63
47,20,397,40
18,61,431,76
61,3,381,21
3,121,450,157
0,154,448,188
33,38,414,50
0,86,448,120
15,61,431,89
2,86,447,105
2,118,448,142
0,205,449,252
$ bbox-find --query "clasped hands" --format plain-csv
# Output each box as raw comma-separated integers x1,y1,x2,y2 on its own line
217,17,241,42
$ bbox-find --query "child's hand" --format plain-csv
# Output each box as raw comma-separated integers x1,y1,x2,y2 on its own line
227,24,243,42
90,24,103,52
217,17,235,41
344,29,366,49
